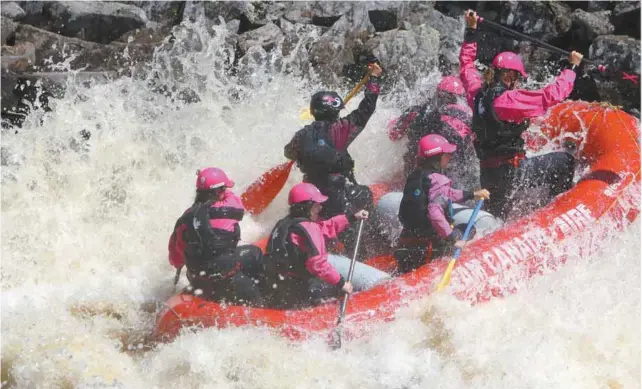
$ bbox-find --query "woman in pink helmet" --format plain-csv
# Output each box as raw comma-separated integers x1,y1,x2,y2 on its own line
168,167,264,305
262,182,389,308
460,10,584,219
389,75,479,193
395,134,490,273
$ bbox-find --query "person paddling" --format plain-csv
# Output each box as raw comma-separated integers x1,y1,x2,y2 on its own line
283,62,386,254
461,10,583,219
262,183,390,308
395,134,491,273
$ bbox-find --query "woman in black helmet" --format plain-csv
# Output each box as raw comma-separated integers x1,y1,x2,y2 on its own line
284,62,384,254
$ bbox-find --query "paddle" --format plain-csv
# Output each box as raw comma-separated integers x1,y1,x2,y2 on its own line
330,218,365,350
242,74,373,216
435,199,484,292
478,17,640,86
241,160,295,215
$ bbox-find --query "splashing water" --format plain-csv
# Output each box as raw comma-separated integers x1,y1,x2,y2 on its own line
1,20,639,389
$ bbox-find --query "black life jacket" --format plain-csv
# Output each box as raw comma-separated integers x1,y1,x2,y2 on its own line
264,216,318,280
398,169,436,237
472,82,530,160
295,121,353,181
178,201,244,272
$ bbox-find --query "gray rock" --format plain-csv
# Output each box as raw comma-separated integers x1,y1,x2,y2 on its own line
44,1,149,44
572,9,614,40
590,35,640,73
226,19,240,34
501,1,572,41
127,1,184,24
1,16,17,45
243,1,289,24
1,42,36,72
279,18,325,76
308,15,355,84
238,22,284,53
14,24,156,72
1,2,25,20
1,68,21,111
237,45,270,86
183,1,246,23
424,9,464,73
366,24,440,89
396,1,436,26
19,1,45,16
613,1,640,17
587,1,614,12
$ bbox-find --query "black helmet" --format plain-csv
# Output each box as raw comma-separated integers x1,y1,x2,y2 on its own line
310,91,344,121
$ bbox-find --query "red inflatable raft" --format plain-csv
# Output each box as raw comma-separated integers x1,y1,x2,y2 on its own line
153,102,640,344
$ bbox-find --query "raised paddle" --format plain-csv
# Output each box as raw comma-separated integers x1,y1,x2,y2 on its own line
478,16,639,86
242,73,374,216
435,199,484,292
330,218,365,350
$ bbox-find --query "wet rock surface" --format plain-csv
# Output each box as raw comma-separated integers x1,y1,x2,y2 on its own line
2,0,640,128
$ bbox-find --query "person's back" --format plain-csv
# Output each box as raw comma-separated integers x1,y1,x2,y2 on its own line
284,63,387,255
168,167,264,305
262,183,388,308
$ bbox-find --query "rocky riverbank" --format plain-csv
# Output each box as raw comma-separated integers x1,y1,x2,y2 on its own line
1,1,640,128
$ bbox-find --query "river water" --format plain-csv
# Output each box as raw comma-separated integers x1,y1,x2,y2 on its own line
1,21,639,389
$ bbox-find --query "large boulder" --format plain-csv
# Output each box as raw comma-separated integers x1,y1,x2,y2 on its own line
611,1,641,38
366,24,440,91
43,1,149,44
590,35,641,73
1,2,25,21
238,22,284,54
571,9,615,41
589,35,641,111
14,24,156,73
500,1,573,42
424,9,464,73
1,16,18,45
309,15,353,84
1,42,36,72
278,18,325,77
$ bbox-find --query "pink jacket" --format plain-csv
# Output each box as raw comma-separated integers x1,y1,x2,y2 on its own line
426,173,467,239
290,214,351,285
168,190,245,269
459,41,576,122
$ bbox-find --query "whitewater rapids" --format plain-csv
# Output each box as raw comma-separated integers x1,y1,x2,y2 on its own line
1,20,639,389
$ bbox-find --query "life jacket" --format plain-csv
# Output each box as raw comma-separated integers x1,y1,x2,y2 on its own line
399,169,440,237
264,216,319,281
472,82,530,160
295,121,354,182
179,201,243,272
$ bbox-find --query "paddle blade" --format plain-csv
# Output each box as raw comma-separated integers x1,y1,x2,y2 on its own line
435,259,456,292
299,107,313,121
241,161,294,215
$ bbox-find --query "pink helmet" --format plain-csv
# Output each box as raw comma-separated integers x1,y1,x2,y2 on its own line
288,182,328,205
195,167,234,191
437,76,465,96
492,51,528,78
417,134,457,158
